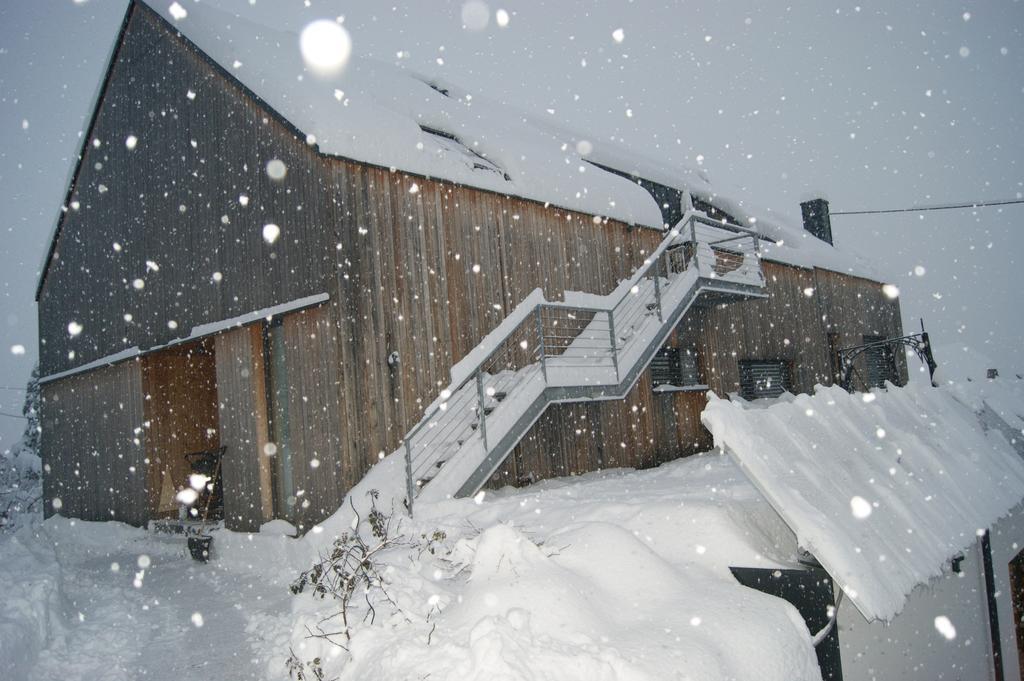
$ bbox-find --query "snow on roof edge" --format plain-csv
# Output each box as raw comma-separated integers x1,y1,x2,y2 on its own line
38,292,329,385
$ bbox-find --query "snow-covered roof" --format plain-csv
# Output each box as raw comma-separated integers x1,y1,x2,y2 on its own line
37,292,328,384
37,1,881,303
702,382,1024,622
140,0,876,278
143,0,662,229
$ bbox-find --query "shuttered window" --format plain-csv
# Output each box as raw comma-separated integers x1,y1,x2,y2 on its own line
862,335,899,389
651,347,701,387
739,360,790,400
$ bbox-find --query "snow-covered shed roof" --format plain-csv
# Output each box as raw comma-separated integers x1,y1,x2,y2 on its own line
702,382,1024,622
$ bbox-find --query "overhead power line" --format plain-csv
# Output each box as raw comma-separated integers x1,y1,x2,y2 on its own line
831,198,1024,216
0,411,26,420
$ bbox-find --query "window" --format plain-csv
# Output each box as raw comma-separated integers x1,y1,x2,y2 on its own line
419,125,510,181
862,335,899,388
738,360,791,400
651,347,701,388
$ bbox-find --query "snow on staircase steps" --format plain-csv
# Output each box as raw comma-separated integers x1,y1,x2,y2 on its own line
401,212,768,508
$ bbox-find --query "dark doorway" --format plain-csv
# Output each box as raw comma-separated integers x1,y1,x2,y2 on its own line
1009,547,1024,680
141,339,220,519
731,566,843,680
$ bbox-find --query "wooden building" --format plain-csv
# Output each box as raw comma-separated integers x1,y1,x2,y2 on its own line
36,1,905,532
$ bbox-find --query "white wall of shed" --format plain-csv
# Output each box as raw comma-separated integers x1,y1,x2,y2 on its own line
832,506,1024,680
989,503,1024,681
835,537,992,681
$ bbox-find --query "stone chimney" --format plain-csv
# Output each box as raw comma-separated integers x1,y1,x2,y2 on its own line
800,198,833,245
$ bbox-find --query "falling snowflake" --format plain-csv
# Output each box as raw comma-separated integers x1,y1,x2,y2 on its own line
934,615,957,640
266,159,287,180
300,20,352,75
850,496,872,519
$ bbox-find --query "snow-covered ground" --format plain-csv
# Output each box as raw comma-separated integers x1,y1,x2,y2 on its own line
295,456,823,681
4,358,1023,681
1,454,824,681
0,518,294,681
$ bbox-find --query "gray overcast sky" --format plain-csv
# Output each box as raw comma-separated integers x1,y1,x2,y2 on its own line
1,0,1022,450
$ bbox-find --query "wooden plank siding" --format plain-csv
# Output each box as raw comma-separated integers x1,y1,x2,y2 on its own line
812,268,909,388
488,328,711,490
36,4,332,377
488,262,905,491
274,304,349,530
214,325,274,530
675,262,906,398
40,360,148,526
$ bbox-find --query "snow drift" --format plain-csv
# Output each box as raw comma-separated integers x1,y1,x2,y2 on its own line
288,456,824,681
0,527,65,681
702,382,1024,622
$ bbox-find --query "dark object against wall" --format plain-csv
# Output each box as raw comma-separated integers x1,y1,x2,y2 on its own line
730,566,844,680
801,198,834,245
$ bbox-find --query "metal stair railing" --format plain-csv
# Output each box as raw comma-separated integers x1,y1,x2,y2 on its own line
402,211,769,512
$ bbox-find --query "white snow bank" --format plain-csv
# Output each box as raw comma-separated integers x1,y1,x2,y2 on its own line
702,383,1024,622
290,456,823,681
0,527,65,681
0,517,180,680
1,516,299,681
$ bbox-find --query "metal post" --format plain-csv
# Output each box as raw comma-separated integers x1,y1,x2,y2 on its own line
403,438,415,516
652,257,664,322
607,309,620,382
475,371,488,449
535,307,548,382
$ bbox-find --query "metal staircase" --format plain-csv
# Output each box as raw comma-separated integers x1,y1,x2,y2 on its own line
401,211,769,511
